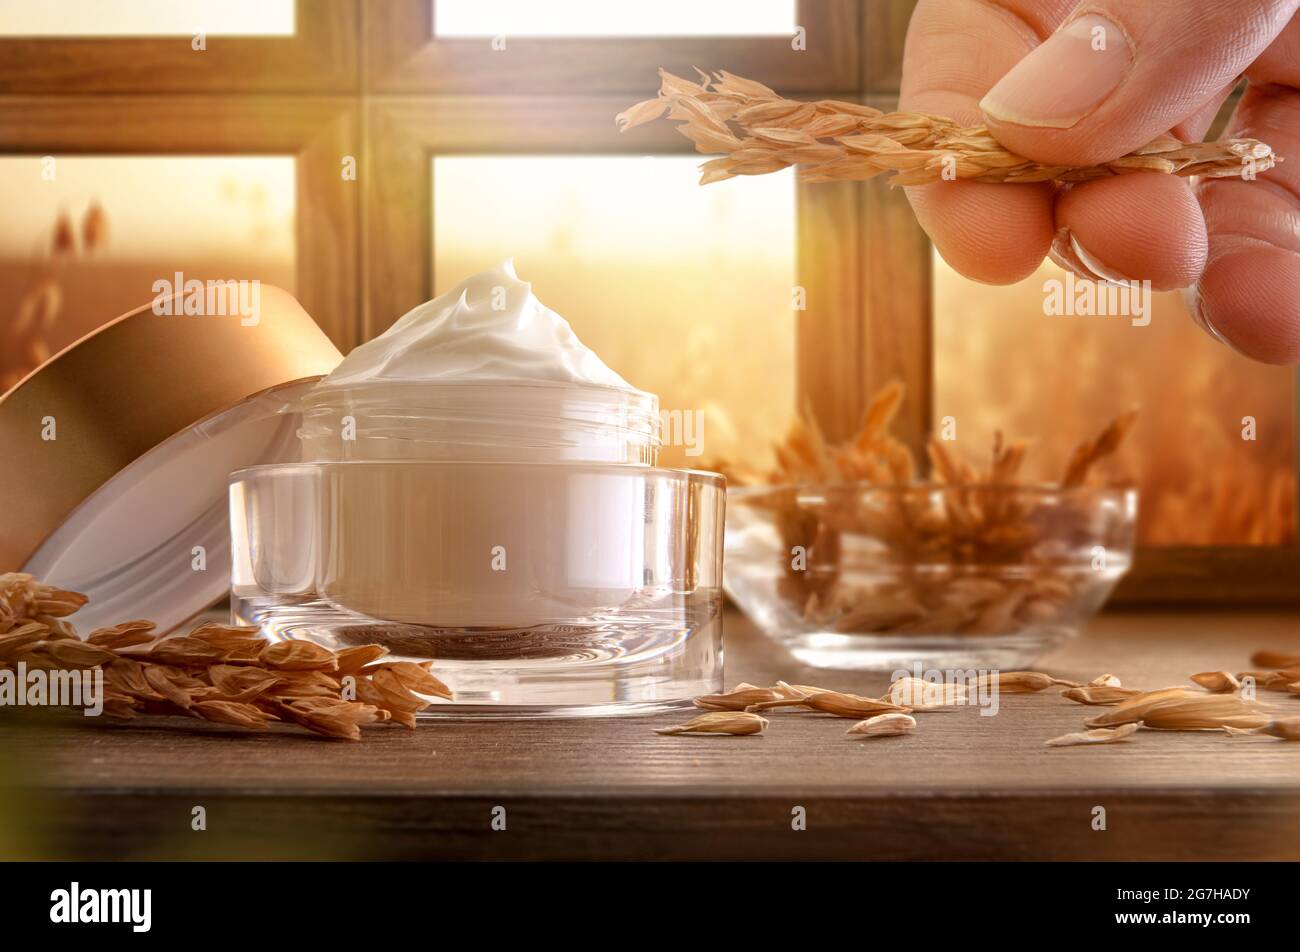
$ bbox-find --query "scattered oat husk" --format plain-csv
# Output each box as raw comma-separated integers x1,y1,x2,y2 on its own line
748,688,911,719
774,682,833,698
1089,674,1122,687
1061,684,1143,706
1250,649,1300,669
0,571,454,741
655,711,769,736
972,671,1078,694
1190,671,1240,694
1045,723,1139,748
694,686,787,711
1225,717,1300,741
1237,669,1300,691
846,712,916,737
886,677,968,709
1087,689,1271,731
617,69,1279,187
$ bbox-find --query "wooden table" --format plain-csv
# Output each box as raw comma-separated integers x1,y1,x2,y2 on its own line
3,609,1298,861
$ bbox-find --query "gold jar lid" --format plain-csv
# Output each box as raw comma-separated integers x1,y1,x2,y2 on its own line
0,285,342,631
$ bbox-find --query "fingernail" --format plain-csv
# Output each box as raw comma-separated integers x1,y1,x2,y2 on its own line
1049,227,1134,283
1183,285,1230,346
1068,233,1134,283
981,14,1133,129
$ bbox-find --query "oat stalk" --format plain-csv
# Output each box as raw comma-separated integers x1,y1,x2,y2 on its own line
0,572,453,741
617,69,1280,187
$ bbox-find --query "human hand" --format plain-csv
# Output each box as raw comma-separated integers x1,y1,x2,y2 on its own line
900,0,1300,362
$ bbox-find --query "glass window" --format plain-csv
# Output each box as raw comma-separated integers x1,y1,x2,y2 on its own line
0,156,295,391
0,0,294,37
932,250,1295,545
433,155,797,469
433,0,796,37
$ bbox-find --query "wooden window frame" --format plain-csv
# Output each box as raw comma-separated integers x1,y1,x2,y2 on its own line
0,0,357,93
0,97,361,348
362,0,858,93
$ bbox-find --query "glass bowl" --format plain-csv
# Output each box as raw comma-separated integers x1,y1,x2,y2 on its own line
724,483,1137,671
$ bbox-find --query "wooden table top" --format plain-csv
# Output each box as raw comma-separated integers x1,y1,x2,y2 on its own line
3,608,1298,861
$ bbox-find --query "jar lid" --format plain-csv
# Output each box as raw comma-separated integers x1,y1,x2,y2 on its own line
0,285,342,633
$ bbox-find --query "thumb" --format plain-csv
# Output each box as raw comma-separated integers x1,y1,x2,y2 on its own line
979,0,1298,166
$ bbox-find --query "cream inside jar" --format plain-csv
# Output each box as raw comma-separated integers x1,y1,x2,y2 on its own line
299,261,661,466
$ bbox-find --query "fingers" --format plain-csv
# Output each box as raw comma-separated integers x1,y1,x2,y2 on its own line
1054,174,1208,291
1188,31,1300,363
981,0,1298,165
1170,80,1239,143
907,180,1056,285
899,0,1074,283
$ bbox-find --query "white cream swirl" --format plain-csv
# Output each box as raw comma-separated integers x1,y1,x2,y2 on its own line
319,260,632,390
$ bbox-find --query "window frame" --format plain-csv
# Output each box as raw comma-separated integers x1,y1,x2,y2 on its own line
0,96,361,348
363,0,858,93
0,0,357,93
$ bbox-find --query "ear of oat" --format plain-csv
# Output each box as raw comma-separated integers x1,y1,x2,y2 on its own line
617,69,1280,187
0,574,452,741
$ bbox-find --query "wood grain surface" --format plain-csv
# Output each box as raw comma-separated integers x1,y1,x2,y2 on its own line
2,609,1298,861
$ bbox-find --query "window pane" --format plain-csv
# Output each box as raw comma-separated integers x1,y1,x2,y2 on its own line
433,155,796,469
0,156,295,392
434,0,795,37
0,0,294,36
933,251,1295,545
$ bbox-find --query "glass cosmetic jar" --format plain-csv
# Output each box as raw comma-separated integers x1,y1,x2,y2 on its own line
230,381,725,717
